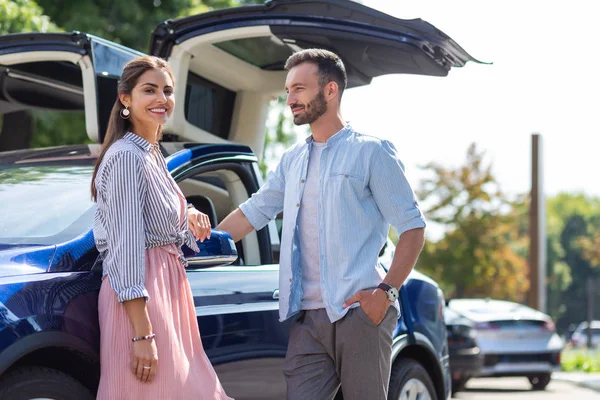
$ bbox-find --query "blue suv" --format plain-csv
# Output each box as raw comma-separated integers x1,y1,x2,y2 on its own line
0,1,481,398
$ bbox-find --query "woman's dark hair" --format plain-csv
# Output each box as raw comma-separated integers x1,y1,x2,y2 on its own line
90,56,174,201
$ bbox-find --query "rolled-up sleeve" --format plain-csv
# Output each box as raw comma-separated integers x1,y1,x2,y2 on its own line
103,151,149,303
369,140,426,236
239,155,286,231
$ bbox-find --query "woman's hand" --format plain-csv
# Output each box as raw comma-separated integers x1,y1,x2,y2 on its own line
132,338,158,383
187,208,211,242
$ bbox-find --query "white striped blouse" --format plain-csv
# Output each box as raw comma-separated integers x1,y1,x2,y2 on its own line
93,132,198,303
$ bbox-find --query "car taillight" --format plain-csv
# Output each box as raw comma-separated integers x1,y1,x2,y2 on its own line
543,319,556,332
474,322,500,330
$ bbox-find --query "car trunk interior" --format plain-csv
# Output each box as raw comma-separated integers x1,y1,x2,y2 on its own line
160,26,288,159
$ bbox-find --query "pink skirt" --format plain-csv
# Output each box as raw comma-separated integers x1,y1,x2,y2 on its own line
97,244,233,400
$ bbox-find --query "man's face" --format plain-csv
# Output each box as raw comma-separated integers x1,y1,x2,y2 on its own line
285,62,328,126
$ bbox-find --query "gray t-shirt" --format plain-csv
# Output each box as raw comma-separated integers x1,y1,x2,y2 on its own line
299,142,325,310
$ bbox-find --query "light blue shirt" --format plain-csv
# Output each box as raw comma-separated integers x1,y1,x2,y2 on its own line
240,125,426,322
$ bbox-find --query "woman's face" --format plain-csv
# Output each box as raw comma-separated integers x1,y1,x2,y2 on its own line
123,68,175,130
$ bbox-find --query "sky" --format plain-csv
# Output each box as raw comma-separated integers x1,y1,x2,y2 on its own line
332,0,600,199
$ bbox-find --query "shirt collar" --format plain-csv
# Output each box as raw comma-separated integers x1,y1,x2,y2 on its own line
305,124,353,146
124,132,155,153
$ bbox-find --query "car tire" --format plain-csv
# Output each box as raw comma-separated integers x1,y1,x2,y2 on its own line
388,357,437,400
0,365,94,400
528,373,551,390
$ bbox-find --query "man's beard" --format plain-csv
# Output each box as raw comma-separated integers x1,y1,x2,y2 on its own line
292,89,328,126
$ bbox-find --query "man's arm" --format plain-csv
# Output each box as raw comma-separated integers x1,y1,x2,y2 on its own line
217,152,288,242
344,140,426,325
382,227,425,289
216,209,254,242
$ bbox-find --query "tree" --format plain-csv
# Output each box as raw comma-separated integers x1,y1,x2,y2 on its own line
578,223,600,268
0,0,59,35
415,143,529,301
34,0,264,51
259,96,301,178
546,193,600,332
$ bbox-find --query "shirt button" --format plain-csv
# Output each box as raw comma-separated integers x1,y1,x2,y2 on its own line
301,179,305,183
345,174,349,178
289,278,292,283
296,203,300,207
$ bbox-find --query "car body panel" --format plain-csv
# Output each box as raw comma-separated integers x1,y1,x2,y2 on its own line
0,32,88,58
150,0,482,86
0,270,102,376
448,298,563,378
0,245,55,277
443,307,484,384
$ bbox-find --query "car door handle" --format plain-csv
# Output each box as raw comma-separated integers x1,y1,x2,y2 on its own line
272,289,279,299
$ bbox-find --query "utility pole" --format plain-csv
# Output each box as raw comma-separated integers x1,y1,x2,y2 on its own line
528,134,546,312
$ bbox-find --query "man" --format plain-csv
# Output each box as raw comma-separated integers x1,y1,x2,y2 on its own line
216,49,426,400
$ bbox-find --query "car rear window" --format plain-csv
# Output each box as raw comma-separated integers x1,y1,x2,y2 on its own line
0,163,95,245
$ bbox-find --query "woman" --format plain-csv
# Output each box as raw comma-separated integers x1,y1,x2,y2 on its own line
91,56,232,400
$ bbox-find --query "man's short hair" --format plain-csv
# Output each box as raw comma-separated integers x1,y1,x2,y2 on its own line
284,49,348,98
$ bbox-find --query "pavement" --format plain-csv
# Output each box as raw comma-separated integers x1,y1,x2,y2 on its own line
553,371,600,392
456,377,599,399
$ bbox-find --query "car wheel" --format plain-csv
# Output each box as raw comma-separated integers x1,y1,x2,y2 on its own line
451,377,469,395
388,357,437,400
528,373,551,390
0,366,94,400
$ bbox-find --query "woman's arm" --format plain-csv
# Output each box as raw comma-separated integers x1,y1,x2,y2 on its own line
123,299,157,383
102,151,157,382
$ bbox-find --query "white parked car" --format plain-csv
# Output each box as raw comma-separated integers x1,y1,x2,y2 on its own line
447,298,564,391
570,320,600,348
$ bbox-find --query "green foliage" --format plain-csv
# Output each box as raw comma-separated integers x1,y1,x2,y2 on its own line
0,0,59,34
562,348,600,373
29,110,90,148
33,0,262,51
545,193,600,333
415,143,529,301
547,193,600,237
259,96,301,179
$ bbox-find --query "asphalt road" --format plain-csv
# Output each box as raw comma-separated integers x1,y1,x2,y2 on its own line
453,377,598,399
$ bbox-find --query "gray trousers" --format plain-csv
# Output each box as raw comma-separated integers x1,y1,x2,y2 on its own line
283,306,398,400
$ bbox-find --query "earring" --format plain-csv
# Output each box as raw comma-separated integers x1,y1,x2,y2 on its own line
120,106,130,120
